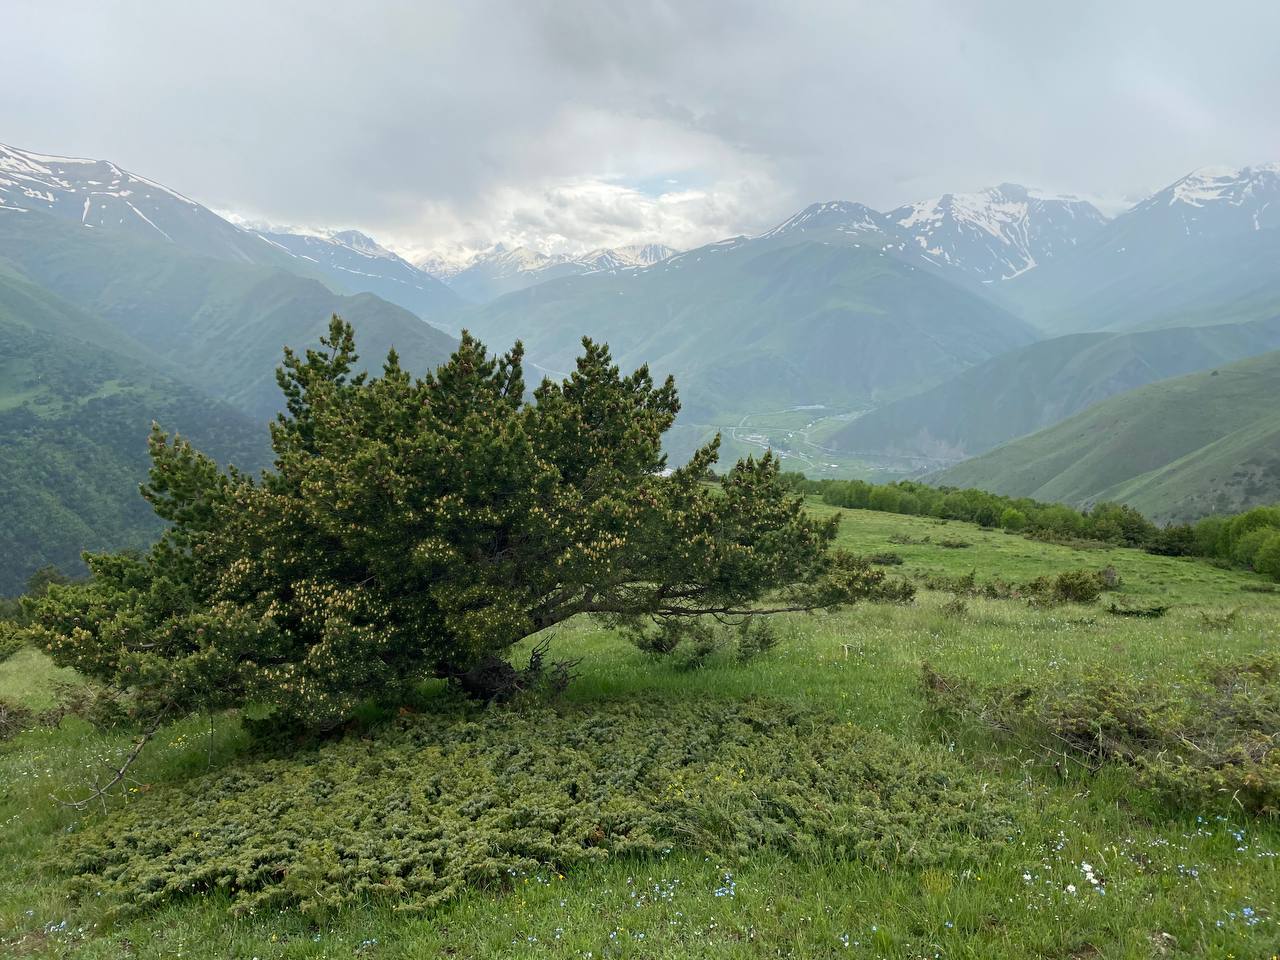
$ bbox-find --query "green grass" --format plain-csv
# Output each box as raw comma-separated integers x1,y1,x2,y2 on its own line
2,504,1278,958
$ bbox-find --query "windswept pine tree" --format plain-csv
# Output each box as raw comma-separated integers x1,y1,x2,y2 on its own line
27,317,906,732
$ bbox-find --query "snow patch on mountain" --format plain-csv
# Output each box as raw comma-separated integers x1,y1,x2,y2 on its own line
753,188,1107,281
576,243,678,271
758,201,883,240
0,142,266,263
1164,164,1280,208
1125,163,1280,237
0,143,202,232
417,241,679,301
888,184,1108,281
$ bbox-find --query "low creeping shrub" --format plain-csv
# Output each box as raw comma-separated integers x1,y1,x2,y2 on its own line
1199,608,1239,630
864,552,904,566
920,568,1114,606
1022,568,1112,605
52,699,1016,918
923,654,1280,817
1106,601,1170,619
0,699,34,741
0,684,126,742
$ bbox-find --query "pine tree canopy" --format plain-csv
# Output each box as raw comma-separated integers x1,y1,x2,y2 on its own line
27,316,904,729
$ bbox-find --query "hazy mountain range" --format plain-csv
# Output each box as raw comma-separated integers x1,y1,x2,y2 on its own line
418,242,680,304
2,138,1279,588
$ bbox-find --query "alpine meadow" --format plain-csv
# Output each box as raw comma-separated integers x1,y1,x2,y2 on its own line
2,4,1280,959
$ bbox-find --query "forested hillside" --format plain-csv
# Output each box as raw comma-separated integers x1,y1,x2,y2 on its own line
0,210,457,422
0,265,268,592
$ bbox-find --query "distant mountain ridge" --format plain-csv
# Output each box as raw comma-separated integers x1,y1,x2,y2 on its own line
0,142,460,323
452,180,1118,429
0,142,280,264
249,226,461,320
753,185,1109,283
887,183,1108,281
420,242,679,303
1000,163,1280,334
457,228,1038,451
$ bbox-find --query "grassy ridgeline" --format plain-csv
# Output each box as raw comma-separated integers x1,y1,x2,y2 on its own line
1,504,1278,958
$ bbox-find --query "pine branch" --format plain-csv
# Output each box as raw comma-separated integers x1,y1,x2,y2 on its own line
53,714,166,813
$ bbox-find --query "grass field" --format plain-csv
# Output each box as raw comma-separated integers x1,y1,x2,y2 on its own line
2,500,1278,958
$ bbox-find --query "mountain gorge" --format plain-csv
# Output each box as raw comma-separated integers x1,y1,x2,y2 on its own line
452,186,1112,464
0,262,269,593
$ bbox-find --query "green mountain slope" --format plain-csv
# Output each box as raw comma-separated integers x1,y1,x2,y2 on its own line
931,350,1280,521
1002,224,1280,336
830,314,1280,465
460,237,1036,431
0,266,270,593
0,209,457,421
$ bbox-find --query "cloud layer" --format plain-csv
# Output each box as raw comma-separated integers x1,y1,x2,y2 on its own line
4,1,1279,258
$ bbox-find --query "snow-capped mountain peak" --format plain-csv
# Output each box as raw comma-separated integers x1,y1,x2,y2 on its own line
889,183,1108,280
418,241,681,301
1126,163,1280,235
493,245,569,272
1163,163,1280,208
326,229,398,260
576,243,677,271
758,200,884,240
0,141,267,261
753,189,1107,281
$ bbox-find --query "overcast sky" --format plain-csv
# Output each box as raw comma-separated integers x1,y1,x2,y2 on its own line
5,0,1279,261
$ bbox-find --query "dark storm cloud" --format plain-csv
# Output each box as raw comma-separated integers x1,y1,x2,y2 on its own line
4,0,1278,258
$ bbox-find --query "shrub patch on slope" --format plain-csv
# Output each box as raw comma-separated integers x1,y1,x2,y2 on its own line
53,700,1016,917
924,653,1280,816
